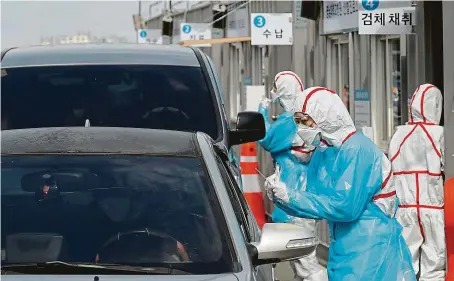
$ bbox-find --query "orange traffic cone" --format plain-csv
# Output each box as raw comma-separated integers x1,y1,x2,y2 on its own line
240,142,266,229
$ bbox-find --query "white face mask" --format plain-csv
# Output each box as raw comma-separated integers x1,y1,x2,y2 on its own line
297,125,322,146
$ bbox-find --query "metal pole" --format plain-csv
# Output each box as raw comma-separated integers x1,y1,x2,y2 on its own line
184,0,189,23
136,0,142,44
138,0,142,18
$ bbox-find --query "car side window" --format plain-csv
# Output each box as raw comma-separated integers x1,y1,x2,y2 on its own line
228,165,261,242
216,156,261,243
215,156,253,242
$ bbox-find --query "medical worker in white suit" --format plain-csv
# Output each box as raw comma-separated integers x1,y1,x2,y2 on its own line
389,83,445,281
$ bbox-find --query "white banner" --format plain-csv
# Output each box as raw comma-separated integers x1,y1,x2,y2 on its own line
226,5,249,38
323,0,359,34
245,86,266,112
250,13,293,46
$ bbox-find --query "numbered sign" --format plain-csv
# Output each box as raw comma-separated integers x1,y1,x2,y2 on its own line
137,29,163,44
137,29,148,44
358,0,415,35
250,13,293,46
180,23,212,47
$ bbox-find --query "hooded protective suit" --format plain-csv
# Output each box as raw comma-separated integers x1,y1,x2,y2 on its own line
266,87,416,281
270,71,304,112
258,73,327,281
389,84,445,281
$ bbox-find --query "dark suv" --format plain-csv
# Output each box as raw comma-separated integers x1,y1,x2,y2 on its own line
1,44,265,184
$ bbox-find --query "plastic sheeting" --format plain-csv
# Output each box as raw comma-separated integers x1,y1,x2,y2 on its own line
257,104,313,224
275,133,416,280
258,102,328,281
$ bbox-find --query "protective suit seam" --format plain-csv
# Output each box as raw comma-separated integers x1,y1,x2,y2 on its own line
391,125,419,162
419,124,442,158
419,85,436,123
410,84,422,123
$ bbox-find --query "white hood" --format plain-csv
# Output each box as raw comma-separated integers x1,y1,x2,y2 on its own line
272,71,304,112
409,83,443,124
292,87,356,146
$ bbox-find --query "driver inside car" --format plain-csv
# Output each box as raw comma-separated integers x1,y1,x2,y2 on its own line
93,175,192,265
94,229,190,264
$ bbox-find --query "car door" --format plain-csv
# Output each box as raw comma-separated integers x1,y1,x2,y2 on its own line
215,155,272,281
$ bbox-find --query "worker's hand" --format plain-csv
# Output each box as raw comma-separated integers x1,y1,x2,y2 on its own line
264,173,278,200
258,99,271,113
264,166,289,203
260,98,272,109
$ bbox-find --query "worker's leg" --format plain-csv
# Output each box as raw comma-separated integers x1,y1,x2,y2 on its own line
419,209,446,281
396,207,424,276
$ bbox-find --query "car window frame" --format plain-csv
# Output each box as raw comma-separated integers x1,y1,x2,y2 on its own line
215,155,260,243
191,48,224,143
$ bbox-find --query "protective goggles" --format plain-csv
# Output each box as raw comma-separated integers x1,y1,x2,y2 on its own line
293,112,312,126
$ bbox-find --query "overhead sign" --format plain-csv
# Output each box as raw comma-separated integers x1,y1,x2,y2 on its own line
137,29,148,44
358,0,415,35
323,1,359,34
226,5,249,38
354,89,371,128
180,23,212,47
250,13,293,46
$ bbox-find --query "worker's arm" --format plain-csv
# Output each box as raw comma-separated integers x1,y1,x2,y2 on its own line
274,146,380,222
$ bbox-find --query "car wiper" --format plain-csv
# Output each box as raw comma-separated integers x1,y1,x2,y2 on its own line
1,261,187,275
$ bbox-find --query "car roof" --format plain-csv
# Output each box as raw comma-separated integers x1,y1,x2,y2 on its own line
1,44,201,68
1,127,201,156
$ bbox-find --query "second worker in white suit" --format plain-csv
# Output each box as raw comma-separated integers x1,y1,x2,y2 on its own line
389,83,445,281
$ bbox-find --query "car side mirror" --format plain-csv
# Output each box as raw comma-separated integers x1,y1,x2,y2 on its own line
229,111,265,146
247,223,318,266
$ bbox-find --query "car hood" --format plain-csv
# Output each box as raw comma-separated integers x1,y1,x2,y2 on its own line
0,273,240,281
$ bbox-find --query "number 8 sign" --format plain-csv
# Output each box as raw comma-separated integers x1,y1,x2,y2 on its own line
253,15,266,28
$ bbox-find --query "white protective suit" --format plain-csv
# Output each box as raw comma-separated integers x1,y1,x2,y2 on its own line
265,72,328,281
389,84,445,280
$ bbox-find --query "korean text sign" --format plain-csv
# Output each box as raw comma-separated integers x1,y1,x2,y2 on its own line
354,89,371,127
180,23,212,47
358,0,415,35
323,0,359,34
250,13,293,46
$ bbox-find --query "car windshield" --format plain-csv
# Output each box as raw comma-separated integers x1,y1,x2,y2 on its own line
0,65,219,140
1,155,234,274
